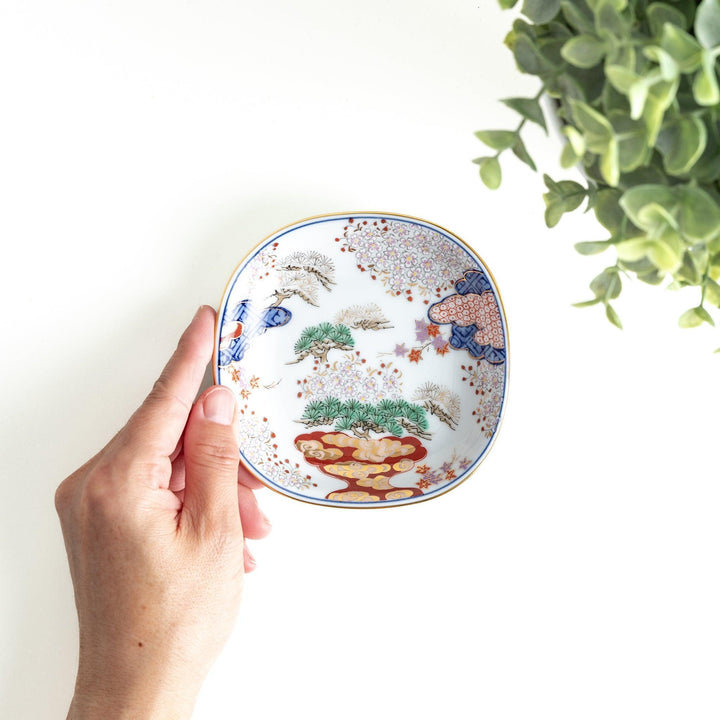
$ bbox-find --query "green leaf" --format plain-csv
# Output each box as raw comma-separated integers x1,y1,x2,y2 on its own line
590,267,622,300
477,156,503,189
561,34,607,68
610,111,650,172
594,0,629,40
605,303,623,328
498,0,520,7
660,24,702,72
656,116,707,175
643,46,681,81
676,185,720,242
695,0,720,49
561,0,595,33
522,0,562,23
575,240,613,254
605,64,639,93
501,96,548,131
679,306,715,327
616,237,653,262
647,2,688,36
628,79,650,119
511,135,537,171
474,130,517,151
511,32,548,75
573,298,602,307
594,188,625,234
599,137,620,186
646,239,682,271
704,278,720,307
570,99,613,150
620,185,676,230
560,125,586,167
693,51,720,106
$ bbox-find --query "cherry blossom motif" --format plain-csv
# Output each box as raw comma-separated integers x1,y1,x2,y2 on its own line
461,360,505,437
340,218,470,301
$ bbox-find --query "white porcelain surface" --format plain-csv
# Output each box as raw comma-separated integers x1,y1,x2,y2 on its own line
215,213,508,507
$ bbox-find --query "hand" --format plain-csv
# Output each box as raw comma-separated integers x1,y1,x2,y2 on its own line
55,306,270,720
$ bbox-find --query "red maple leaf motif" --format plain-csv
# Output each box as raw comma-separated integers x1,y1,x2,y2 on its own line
435,342,451,356
427,323,441,338
229,367,241,382
417,479,431,490
415,464,430,474
409,348,423,363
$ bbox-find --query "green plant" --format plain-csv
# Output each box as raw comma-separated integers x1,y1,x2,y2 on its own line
476,0,720,331
291,323,355,363
299,397,431,439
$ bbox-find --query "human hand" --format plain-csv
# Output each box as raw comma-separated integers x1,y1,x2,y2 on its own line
55,306,270,720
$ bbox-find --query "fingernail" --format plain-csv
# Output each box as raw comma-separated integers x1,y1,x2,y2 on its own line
203,386,236,425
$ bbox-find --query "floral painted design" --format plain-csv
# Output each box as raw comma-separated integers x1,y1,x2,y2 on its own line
461,360,505,437
414,451,474,490
339,218,469,302
237,413,315,492
297,352,403,404
216,213,508,508
388,318,452,363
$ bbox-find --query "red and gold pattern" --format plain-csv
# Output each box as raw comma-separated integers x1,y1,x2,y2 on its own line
295,431,427,501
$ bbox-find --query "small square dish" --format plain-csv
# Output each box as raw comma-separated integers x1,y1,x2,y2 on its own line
214,212,508,508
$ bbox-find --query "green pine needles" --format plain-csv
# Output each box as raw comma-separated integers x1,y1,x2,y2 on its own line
291,323,355,363
477,0,720,332
299,397,431,440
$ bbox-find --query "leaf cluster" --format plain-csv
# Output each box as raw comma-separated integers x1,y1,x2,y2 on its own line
294,323,355,354
301,396,429,438
478,0,720,330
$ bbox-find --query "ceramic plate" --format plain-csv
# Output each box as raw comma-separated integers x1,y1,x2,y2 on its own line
214,213,508,508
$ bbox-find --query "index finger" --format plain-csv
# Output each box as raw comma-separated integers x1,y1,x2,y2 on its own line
122,305,216,460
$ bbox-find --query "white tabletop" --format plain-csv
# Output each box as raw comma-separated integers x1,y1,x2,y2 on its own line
2,2,719,718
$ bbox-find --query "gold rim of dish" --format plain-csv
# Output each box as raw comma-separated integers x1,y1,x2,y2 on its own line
213,210,510,509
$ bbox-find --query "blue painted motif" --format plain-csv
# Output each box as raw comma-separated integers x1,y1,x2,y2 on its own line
448,325,506,363
427,269,506,364
218,300,292,365
455,269,493,296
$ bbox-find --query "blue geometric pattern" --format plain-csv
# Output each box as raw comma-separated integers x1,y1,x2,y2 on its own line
428,269,506,364
455,269,493,296
218,300,292,365
448,325,506,364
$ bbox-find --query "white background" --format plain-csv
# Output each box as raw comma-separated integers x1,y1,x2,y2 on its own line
1,1,719,718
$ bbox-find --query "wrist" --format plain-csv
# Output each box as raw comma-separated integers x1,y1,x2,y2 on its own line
68,658,201,720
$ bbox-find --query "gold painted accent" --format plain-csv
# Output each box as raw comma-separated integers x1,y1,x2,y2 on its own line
357,476,394,491
212,211,511,510
326,490,381,503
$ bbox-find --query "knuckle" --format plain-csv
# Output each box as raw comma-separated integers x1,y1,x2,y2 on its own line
192,438,240,471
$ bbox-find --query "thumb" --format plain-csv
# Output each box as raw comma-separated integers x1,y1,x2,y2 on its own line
181,386,241,534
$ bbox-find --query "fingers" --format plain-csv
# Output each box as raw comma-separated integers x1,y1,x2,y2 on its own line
181,385,242,534
238,463,266,490
122,306,216,464
169,456,271,539
237,484,272,539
